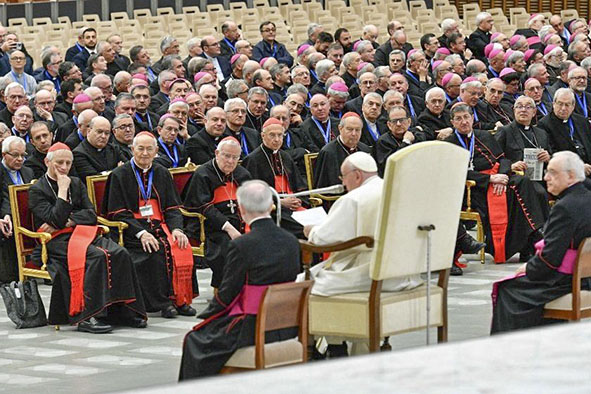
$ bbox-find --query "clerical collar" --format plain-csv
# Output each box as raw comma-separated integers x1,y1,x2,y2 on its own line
248,215,272,226
131,158,152,173
312,116,328,125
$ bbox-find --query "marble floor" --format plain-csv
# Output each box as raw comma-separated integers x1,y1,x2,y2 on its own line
0,254,522,394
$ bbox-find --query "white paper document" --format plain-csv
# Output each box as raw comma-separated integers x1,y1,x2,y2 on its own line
292,207,328,227
523,148,543,181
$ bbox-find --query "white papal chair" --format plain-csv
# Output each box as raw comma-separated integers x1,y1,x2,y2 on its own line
300,141,469,352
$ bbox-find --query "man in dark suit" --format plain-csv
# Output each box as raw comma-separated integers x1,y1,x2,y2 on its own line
72,27,98,71
388,73,425,119
186,107,229,165
343,72,378,116
24,121,54,180
219,21,240,60
106,34,131,74
200,35,231,81
72,116,126,183
568,66,591,119
179,179,300,379
538,88,591,173
300,94,340,152
467,12,494,62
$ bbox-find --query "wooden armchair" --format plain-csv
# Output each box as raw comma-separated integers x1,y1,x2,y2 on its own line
10,182,109,282
303,153,341,205
220,281,313,373
86,173,129,246
460,180,485,264
543,237,591,321
303,142,469,352
169,163,206,257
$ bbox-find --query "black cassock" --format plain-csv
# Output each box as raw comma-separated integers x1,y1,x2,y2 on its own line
373,132,414,177
416,108,451,140
445,129,549,263
104,161,196,312
538,112,591,165
29,175,146,325
179,218,300,380
225,126,261,160
186,129,230,165
242,144,307,238
73,140,126,183
182,159,252,288
492,183,591,333
154,139,188,169
314,137,371,188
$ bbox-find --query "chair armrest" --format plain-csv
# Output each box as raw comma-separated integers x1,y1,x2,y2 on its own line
299,236,375,254
16,227,52,270
464,180,476,212
309,197,323,207
513,170,524,176
180,208,206,253
97,225,110,235
97,217,128,246
311,193,340,202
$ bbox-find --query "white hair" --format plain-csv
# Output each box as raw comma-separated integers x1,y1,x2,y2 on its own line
441,18,457,33
425,86,446,101
363,92,382,105
217,137,241,151
237,180,273,214
4,82,24,97
2,136,26,153
553,151,586,181
224,97,247,112
475,12,491,26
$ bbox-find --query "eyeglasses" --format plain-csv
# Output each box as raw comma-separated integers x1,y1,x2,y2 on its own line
220,152,240,160
15,113,32,119
261,28,276,33
514,105,535,110
388,117,409,124
5,152,27,159
115,124,134,130
11,57,25,61
338,169,359,181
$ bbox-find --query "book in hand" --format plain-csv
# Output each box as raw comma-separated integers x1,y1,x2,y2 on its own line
523,148,543,181
292,207,328,227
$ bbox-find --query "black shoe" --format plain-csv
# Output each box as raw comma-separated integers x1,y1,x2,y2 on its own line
128,317,148,328
77,317,113,334
450,264,463,276
327,342,348,358
459,235,486,254
176,304,197,316
161,305,178,318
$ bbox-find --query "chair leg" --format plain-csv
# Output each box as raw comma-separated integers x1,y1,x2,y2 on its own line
55,325,60,331
476,217,485,264
437,325,447,342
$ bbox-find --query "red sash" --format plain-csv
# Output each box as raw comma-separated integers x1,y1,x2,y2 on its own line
275,174,306,212
39,225,100,316
481,163,509,263
211,181,250,233
133,199,194,306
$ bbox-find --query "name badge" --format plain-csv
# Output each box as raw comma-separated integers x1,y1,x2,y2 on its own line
139,205,154,217
468,161,474,171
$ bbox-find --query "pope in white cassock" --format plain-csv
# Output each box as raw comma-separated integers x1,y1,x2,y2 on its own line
300,152,422,296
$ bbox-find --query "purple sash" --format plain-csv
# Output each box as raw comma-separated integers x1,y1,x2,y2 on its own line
228,284,269,316
491,240,578,307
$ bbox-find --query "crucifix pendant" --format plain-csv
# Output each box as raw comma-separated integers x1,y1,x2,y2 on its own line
228,200,237,214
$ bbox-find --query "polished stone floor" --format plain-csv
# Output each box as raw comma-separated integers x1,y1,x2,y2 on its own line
0,253,523,394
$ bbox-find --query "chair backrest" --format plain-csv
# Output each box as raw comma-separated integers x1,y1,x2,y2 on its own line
86,174,110,215
370,141,469,280
9,183,37,253
255,281,313,367
303,153,318,190
575,238,591,280
169,163,198,197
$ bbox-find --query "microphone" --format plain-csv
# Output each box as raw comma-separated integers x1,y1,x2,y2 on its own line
279,184,345,198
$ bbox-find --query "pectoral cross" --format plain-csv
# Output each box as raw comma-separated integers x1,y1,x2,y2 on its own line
228,200,237,214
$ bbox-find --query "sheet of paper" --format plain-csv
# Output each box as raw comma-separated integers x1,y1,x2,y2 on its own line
292,207,328,227
523,148,543,181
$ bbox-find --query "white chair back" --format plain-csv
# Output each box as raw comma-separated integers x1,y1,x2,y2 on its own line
370,141,469,280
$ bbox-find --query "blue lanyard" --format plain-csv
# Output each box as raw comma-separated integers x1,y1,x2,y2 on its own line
445,93,452,103
455,129,475,162
285,132,292,147
158,137,179,167
406,95,416,117
12,71,27,92
131,160,153,202
568,118,575,140
488,66,499,78
538,102,548,116
147,67,156,81
12,127,29,143
75,42,84,52
72,116,78,128
269,95,276,107
271,43,277,58
223,38,236,53
366,121,380,142
310,69,318,81
473,108,479,123
405,70,419,84
544,90,552,103
563,29,571,44
3,165,22,185
135,113,152,130
306,92,311,107
576,93,588,118
77,130,84,141
240,132,249,156
312,117,331,144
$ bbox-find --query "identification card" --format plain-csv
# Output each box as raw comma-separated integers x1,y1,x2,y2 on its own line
139,205,154,217
468,161,474,171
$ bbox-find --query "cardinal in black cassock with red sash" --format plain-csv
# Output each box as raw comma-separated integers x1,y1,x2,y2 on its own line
182,137,252,288
243,118,308,238
179,180,300,380
103,132,196,318
445,103,549,263
30,143,146,332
